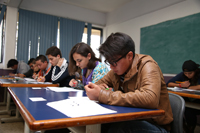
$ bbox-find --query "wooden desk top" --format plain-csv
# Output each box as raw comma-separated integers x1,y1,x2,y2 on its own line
168,91,200,99
8,87,165,131
0,78,58,87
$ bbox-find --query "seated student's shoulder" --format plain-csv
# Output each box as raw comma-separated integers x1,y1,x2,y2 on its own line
136,54,158,69
95,62,109,72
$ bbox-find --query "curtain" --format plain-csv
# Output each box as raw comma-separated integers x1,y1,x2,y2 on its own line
60,18,85,60
0,5,6,23
17,9,58,62
87,23,92,45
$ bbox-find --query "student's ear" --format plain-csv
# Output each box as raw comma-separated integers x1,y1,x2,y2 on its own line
87,53,91,60
127,51,134,60
57,54,61,58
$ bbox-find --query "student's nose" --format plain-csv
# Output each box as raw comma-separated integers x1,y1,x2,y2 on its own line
76,62,79,66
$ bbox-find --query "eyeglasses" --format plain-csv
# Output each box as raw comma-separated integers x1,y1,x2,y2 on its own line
104,51,129,66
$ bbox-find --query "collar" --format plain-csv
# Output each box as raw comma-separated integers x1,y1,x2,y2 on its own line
60,58,67,68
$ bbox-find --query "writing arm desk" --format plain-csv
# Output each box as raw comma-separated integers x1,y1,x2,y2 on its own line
0,78,58,123
8,87,165,133
168,88,200,110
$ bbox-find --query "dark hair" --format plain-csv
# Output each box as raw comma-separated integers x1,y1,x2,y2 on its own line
28,58,35,65
99,32,135,62
182,60,200,85
68,42,101,75
45,46,62,58
7,59,18,68
35,55,48,63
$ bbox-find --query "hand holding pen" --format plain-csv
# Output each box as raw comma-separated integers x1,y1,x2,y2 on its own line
32,73,38,80
69,79,78,87
37,76,45,82
99,83,112,91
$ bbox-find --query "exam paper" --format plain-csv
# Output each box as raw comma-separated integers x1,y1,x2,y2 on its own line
168,87,200,92
29,97,47,102
32,87,42,89
47,87,83,92
47,98,116,117
24,78,37,82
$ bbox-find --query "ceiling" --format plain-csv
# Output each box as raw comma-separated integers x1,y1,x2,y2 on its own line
55,0,132,13
0,0,133,13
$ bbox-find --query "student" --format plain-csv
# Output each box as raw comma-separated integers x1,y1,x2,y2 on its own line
28,58,36,67
37,46,74,87
84,32,173,133
18,58,39,78
33,55,52,79
167,60,200,133
68,42,109,90
7,59,30,76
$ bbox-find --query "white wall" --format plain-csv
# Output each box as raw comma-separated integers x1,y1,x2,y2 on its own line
105,0,200,64
0,7,18,69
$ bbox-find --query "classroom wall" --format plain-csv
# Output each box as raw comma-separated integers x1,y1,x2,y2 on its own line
105,0,200,75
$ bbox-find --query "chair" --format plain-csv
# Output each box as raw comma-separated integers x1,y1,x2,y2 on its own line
168,93,185,133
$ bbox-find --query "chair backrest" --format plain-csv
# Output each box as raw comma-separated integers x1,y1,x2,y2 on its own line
168,93,185,133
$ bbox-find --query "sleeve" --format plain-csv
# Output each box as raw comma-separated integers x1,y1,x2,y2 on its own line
166,72,185,86
92,63,109,83
23,69,33,78
98,62,163,109
45,67,53,82
18,63,30,74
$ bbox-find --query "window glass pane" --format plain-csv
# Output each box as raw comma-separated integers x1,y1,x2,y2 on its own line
82,27,87,43
81,27,102,58
0,20,3,62
91,29,101,58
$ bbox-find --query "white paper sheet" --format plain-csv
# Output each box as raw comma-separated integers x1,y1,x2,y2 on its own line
29,97,47,102
47,87,83,92
32,87,42,89
47,98,116,118
168,87,200,92
24,78,37,82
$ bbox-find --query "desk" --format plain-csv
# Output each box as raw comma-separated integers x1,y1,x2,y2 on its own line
168,89,200,110
0,78,58,123
8,87,165,133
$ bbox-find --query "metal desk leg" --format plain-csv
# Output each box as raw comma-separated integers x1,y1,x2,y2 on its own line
86,124,101,133
1,108,23,123
0,87,7,106
68,124,101,133
0,90,11,115
24,122,31,133
24,122,45,133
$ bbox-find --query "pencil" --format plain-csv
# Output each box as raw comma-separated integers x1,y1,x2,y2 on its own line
38,76,45,81
175,81,185,84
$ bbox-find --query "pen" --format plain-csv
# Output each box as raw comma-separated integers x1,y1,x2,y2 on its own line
73,82,76,87
175,81,185,84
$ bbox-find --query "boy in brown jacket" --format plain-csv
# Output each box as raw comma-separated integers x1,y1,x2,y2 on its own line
85,32,173,133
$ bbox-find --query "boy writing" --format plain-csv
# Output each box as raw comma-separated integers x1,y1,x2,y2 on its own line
85,32,173,133
37,46,74,87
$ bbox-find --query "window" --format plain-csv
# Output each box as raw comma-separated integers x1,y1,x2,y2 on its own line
0,16,5,63
82,26,103,58
15,15,102,60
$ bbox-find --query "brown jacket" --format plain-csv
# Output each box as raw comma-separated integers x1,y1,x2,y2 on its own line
96,54,173,131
